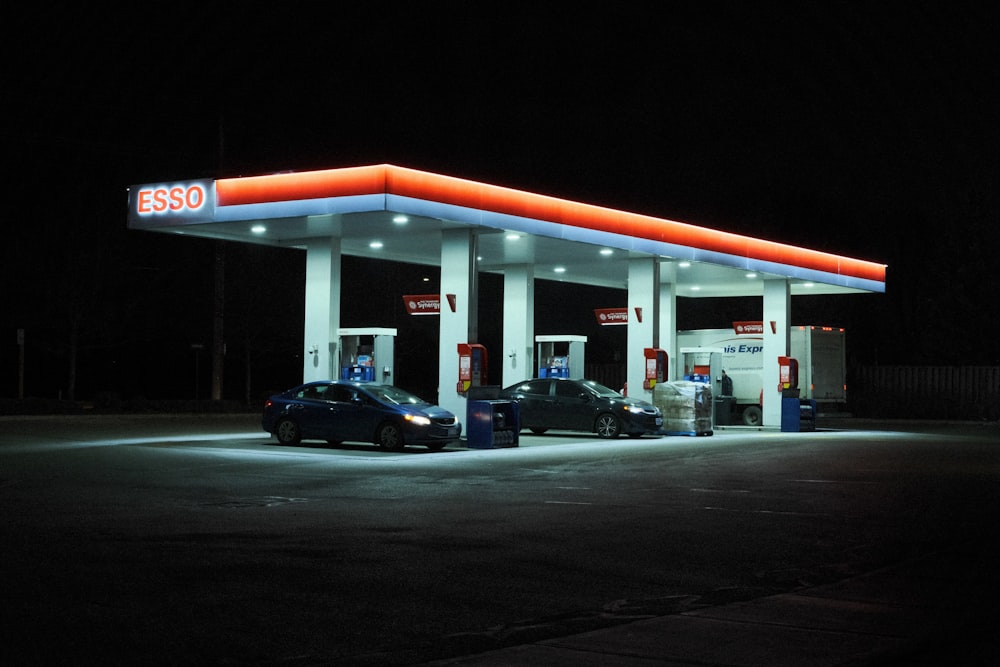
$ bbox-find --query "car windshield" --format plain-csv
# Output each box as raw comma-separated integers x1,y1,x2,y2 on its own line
365,385,430,406
580,380,621,397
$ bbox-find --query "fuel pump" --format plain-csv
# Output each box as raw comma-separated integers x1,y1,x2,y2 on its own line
680,347,728,425
535,335,587,379
642,348,668,390
681,348,717,384
457,343,488,394
778,355,812,432
338,328,397,384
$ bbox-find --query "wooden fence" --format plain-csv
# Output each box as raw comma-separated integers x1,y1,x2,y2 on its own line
850,366,1000,421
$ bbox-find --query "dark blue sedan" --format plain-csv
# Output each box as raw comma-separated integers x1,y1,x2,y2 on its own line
262,381,462,451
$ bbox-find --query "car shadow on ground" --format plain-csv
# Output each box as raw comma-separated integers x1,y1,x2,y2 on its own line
270,439,463,454
513,430,664,441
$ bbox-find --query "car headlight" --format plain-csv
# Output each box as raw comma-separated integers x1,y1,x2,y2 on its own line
405,414,431,426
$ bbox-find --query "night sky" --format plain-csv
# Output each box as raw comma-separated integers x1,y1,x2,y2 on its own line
3,3,998,402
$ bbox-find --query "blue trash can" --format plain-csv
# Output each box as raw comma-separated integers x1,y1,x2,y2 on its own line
780,397,801,432
466,400,520,448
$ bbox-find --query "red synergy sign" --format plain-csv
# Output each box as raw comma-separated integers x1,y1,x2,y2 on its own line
402,294,441,315
594,308,629,326
733,321,764,334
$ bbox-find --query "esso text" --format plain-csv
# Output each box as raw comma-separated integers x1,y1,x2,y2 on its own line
136,184,207,215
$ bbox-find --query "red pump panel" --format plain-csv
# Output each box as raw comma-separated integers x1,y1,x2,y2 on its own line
642,348,667,390
457,344,488,394
778,356,799,390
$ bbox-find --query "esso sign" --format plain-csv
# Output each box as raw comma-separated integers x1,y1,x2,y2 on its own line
136,183,207,215
129,179,215,228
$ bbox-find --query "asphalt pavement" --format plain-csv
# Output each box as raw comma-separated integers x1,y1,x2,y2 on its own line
424,419,1000,666
2,413,998,666
425,538,998,665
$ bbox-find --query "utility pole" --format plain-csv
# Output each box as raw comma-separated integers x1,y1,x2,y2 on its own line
211,109,227,402
17,328,24,399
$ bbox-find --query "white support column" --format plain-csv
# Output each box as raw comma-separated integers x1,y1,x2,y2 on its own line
302,236,342,383
762,279,791,426
438,229,476,420
626,257,659,399
502,264,534,387
658,261,678,381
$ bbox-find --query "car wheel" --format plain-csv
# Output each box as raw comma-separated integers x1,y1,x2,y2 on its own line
595,413,621,439
742,406,763,426
529,427,548,435
376,422,405,451
275,418,301,446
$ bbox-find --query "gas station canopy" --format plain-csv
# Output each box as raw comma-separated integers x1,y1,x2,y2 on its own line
127,164,886,297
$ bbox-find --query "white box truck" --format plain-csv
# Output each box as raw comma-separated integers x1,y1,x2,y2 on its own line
677,325,847,425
